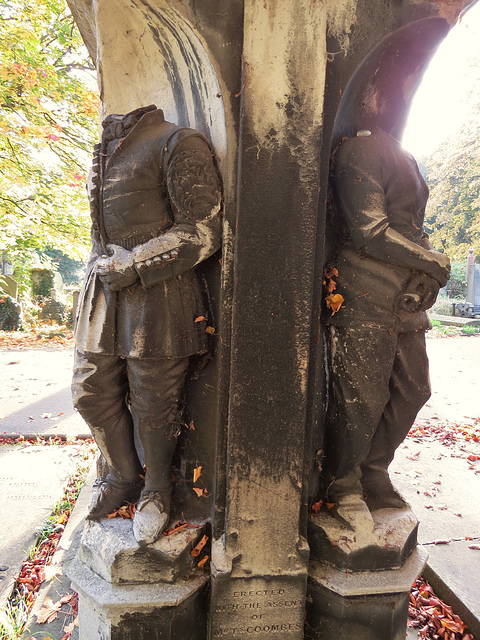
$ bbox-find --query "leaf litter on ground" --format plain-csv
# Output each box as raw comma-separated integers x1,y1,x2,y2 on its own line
409,576,476,639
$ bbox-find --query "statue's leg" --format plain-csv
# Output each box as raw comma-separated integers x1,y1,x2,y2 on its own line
72,349,144,518
324,325,397,529
361,330,431,509
126,356,189,544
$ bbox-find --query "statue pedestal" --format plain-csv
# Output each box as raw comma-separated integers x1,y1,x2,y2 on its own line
306,546,428,640
306,507,427,639
68,519,208,640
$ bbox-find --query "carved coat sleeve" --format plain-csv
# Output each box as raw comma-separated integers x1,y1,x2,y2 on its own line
132,132,222,288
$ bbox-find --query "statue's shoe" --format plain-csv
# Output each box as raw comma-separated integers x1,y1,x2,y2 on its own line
133,490,170,545
331,493,374,533
87,476,143,521
364,484,407,511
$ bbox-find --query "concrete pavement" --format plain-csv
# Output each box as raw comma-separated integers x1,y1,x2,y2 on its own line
0,349,87,438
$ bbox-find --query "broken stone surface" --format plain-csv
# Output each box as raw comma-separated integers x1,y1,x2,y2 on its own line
79,519,205,584
309,507,419,572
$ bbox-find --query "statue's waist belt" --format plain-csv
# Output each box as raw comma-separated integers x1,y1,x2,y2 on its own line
106,225,169,251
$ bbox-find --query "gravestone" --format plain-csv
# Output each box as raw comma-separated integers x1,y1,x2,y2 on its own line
65,0,473,638
0,275,18,301
466,254,480,315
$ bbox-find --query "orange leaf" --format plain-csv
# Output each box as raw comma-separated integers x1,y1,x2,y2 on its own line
194,316,205,323
325,293,344,315
198,555,209,569
205,326,216,335
193,466,203,483
192,487,208,498
311,500,322,514
440,618,465,633
36,597,62,624
191,535,208,557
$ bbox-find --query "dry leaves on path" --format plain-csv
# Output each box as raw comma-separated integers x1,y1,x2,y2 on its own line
409,577,475,639
0,325,74,350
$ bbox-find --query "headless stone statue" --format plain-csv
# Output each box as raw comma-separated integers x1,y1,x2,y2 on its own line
323,128,450,532
72,105,222,545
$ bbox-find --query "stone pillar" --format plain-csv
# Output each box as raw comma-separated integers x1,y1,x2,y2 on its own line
209,3,326,637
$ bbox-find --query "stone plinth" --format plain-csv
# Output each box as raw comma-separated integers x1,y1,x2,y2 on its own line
306,547,428,640
69,557,208,640
308,508,419,572
68,519,209,639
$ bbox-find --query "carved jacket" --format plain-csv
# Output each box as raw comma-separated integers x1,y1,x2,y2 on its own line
75,108,222,358
328,128,433,333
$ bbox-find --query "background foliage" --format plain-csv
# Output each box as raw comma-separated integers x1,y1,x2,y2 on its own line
0,0,98,290
420,53,480,266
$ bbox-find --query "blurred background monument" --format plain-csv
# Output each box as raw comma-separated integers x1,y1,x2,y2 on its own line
64,1,476,638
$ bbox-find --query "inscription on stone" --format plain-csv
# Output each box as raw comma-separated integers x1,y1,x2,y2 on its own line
211,581,304,638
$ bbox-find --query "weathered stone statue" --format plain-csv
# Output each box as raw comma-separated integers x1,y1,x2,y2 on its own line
72,104,222,545
323,127,450,532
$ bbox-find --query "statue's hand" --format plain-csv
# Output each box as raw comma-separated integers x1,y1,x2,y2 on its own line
429,251,451,288
96,244,138,291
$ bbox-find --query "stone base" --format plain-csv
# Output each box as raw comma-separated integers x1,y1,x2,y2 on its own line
79,518,205,584
69,554,208,640
305,546,428,640
208,538,308,640
308,507,418,571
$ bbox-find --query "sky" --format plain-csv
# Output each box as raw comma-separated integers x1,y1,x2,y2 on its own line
402,1,480,158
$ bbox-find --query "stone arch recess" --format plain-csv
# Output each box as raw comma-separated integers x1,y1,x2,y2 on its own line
92,0,227,167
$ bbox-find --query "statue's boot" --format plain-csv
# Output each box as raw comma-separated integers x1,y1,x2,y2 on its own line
86,410,144,520
361,464,407,511
88,474,143,520
328,473,374,533
133,424,178,545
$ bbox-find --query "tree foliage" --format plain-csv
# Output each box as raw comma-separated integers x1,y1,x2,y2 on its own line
0,0,98,274
421,59,480,263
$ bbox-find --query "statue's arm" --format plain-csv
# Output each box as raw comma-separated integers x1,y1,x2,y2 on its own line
132,134,222,287
334,141,450,287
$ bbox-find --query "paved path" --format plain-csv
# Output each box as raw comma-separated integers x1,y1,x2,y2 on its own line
0,349,87,437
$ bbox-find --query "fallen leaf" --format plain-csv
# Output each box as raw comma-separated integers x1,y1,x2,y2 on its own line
193,466,203,483
311,500,322,514
36,596,62,623
198,555,209,569
441,618,465,633
192,487,208,498
468,544,480,550
205,326,216,335
63,616,79,634
325,293,344,315
194,316,205,323
191,535,208,557
432,539,451,545
40,413,52,419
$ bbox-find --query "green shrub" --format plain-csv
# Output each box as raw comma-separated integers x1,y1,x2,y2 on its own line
0,295,21,331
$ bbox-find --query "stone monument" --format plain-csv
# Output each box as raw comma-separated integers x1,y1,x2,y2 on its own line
65,1,475,638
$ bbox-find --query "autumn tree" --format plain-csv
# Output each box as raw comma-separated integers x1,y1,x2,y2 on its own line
0,0,98,287
420,54,480,264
